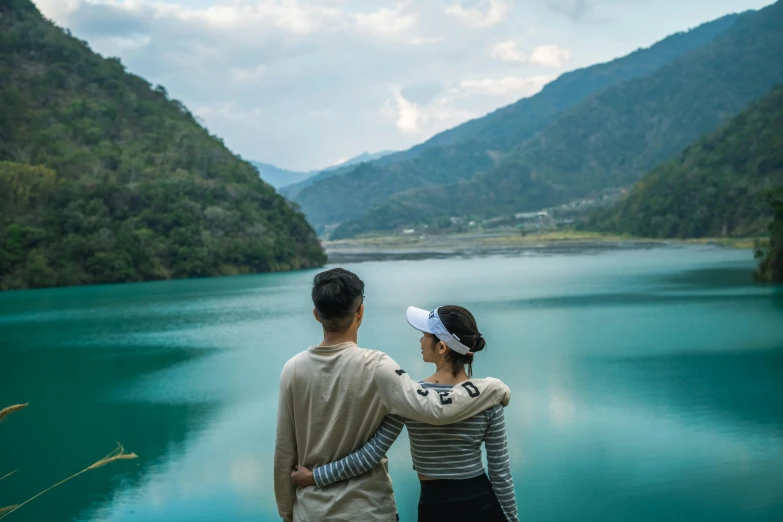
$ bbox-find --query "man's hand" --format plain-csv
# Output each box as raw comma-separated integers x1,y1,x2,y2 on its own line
291,465,316,488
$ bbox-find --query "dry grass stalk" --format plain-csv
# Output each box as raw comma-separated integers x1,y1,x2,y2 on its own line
86,443,138,471
0,470,18,482
0,507,18,517
0,443,137,520
0,404,28,423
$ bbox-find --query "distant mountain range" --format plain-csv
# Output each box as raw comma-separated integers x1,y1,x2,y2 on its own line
330,0,783,239
287,11,744,236
250,162,313,189
251,150,394,190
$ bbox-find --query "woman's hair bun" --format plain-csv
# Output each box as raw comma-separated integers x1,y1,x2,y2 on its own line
472,334,486,353
436,305,486,376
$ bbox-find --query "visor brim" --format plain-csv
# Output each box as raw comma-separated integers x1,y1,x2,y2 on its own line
406,306,433,333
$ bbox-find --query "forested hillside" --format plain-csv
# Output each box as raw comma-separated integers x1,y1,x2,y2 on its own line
755,189,783,282
0,0,325,290
332,0,783,239
292,13,741,230
588,86,783,238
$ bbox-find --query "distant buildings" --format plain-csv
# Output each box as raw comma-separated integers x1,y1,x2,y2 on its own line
514,211,549,220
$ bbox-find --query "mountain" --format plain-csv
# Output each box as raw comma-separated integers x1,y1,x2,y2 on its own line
0,0,325,290
250,161,314,190
290,12,741,231
588,85,783,238
331,1,783,239
279,149,395,199
252,151,395,190
333,150,396,169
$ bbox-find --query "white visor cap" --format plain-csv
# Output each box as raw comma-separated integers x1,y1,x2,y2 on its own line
406,306,473,356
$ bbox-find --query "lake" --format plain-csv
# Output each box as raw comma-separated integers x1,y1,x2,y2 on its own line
1,245,782,521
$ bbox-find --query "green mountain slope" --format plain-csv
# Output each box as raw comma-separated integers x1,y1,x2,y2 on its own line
415,13,743,154
0,1,325,290
333,0,783,239
589,85,783,238
293,13,741,229
292,144,498,228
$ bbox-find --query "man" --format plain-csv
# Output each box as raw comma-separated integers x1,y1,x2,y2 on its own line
274,268,511,522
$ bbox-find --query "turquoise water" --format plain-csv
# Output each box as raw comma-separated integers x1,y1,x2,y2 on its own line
1,245,782,521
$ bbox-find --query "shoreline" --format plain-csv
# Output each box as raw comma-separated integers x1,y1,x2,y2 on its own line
324,231,757,263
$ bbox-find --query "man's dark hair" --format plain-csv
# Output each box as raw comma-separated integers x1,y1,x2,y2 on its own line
312,268,365,332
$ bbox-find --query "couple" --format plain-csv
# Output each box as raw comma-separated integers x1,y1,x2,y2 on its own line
274,268,518,522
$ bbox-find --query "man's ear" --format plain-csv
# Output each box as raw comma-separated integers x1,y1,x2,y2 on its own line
312,308,322,324
356,303,365,322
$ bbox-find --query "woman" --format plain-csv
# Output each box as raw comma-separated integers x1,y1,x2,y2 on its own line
291,305,518,522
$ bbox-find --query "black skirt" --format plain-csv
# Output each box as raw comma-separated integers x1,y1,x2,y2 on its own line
417,474,506,522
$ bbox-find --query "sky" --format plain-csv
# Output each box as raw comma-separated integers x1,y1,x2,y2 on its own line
33,0,774,171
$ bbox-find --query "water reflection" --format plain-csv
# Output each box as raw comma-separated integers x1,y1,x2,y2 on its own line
0,345,217,522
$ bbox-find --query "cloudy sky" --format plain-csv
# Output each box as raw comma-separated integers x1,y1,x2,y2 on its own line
34,0,773,171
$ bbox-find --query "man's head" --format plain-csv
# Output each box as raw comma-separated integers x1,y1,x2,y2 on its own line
311,268,365,334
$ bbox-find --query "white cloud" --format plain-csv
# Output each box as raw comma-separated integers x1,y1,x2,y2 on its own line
530,44,572,68
32,0,745,170
31,0,565,169
34,0,81,20
159,2,347,34
410,36,444,46
355,4,417,35
383,88,475,137
455,75,553,97
491,40,528,63
491,41,571,68
383,72,552,138
194,102,263,122
331,156,351,166
391,90,421,133
102,34,151,51
37,0,348,34
446,0,511,27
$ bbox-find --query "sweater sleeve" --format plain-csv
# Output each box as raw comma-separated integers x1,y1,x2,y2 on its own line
373,353,511,425
486,405,519,522
273,361,297,522
312,415,405,487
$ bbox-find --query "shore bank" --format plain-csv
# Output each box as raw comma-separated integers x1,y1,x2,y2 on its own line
324,231,756,263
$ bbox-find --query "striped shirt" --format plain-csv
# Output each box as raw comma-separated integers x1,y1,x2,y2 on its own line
313,382,519,522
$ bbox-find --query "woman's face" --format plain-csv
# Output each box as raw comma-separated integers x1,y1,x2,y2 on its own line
420,332,440,363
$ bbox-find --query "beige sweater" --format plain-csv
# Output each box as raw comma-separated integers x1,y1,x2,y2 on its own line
274,342,511,522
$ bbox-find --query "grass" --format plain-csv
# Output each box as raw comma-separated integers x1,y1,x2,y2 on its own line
0,403,138,520
678,237,759,249
0,471,18,482
477,230,629,245
0,404,28,424
325,229,758,250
